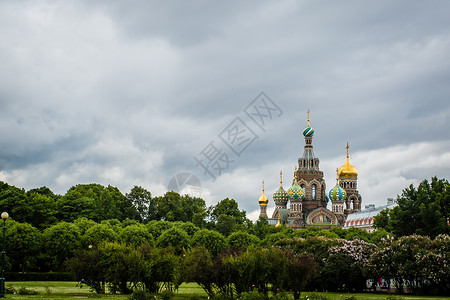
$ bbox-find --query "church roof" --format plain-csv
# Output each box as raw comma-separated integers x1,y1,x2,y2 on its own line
338,142,358,178
302,109,314,137
258,180,269,206
346,201,397,221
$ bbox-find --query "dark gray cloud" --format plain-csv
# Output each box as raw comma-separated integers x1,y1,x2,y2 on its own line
0,0,449,218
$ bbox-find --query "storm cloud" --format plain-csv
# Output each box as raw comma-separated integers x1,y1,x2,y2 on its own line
1,0,449,220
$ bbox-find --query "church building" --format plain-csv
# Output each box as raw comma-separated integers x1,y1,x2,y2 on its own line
258,110,362,229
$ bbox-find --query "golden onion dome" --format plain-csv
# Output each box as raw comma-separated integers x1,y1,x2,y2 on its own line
338,143,358,178
258,180,269,206
275,216,282,228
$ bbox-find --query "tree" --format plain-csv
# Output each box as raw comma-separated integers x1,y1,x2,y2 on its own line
139,246,181,293
0,182,33,223
173,221,199,236
150,192,206,223
285,253,317,299
216,214,239,237
42,222,82,270
155,227,190,253
207,198,247,224
181,247,217,297
374,177,450,238
227,231,260,249
27,192,58,228
73,217,98,235
67,246,106,293
5,221,42,272
120,224,154,246
99,242,143,294
249,218,280,240
369,235,434,293
59,184,133,222
191,229,227,257
146,220,174,239
82,223,119,247
57,191,96,222
126,186,152,222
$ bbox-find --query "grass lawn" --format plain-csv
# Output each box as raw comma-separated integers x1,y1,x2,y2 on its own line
4,282,449,300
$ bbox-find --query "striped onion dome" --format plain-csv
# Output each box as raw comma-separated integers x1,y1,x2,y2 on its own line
303,125,314,137
329,170,347,202
302,109,315,137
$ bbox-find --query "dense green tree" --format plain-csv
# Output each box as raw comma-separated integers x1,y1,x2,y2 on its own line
120,224,154,246
73,217,98,235
191,229,227,257
292,227,340,239
100,242,143,294
227,231,260,249
285,253,317,299
27,192,58,228
156,227,190,253
5,221,42,271
139,246,181,293
150,192,206,223
216,214,240,236
261,231,292,246
146,220,174,239
67,246,106,293
173,221,199,236
57,192,96,222
42,221,82,270
207,198,247,224
374,177,450,238
58,184,135,222
126,186,152,222
0,182,33,223
27,186,58,199
249,218,280,240
181,247,216,297
82,223,119,247
372,208,392,233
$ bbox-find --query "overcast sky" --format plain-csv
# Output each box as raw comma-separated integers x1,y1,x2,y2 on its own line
1,0,449,221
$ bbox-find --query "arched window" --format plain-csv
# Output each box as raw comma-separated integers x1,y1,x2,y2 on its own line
312,184,316,200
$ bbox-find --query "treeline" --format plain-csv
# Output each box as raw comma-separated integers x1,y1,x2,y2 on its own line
1,178,449,297
67,233,449,297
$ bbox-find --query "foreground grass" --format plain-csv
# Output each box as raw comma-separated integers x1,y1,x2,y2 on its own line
4,282,449,300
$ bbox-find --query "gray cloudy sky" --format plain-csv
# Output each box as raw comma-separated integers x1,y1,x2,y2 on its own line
1,0,450,220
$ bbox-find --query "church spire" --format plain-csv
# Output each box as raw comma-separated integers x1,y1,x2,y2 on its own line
307,109,310,126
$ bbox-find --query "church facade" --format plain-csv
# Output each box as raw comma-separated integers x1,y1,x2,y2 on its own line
258,111,362,229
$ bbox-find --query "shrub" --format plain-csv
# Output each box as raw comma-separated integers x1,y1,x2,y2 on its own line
240,291,266,300
129,290,152,300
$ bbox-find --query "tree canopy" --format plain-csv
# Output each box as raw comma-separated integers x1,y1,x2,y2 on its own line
374,177,450,238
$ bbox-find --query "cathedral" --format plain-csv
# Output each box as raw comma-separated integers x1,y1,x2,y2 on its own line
258,110,362,229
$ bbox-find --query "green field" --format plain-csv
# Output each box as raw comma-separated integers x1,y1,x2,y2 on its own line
3,282,449,300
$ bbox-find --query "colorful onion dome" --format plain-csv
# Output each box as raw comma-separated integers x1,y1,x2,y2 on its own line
288,168,305,200
329,169,347,202
302,109,315,137
338,142,358,178
258,180,269,206
273,171,289,205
